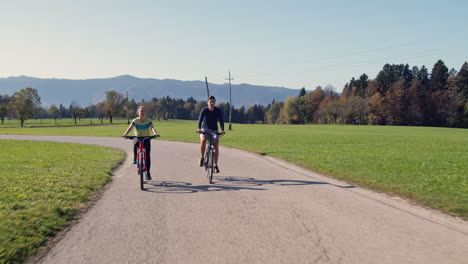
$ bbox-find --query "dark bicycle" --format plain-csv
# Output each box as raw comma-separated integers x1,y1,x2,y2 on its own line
199,131,221,184
125,135,158,190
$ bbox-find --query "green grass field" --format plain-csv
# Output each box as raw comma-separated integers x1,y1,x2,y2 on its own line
0,119,467,219
0,118,130,127
0,140,124,263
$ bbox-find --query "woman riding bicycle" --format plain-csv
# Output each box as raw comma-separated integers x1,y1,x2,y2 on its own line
122,105,160,180
197,96,225,173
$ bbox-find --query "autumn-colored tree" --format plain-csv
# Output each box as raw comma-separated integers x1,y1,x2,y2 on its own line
8,87,41,127
278,96,302,124
340,96,367,125
406,79,424,125
445,75,466,127
365,80,379,98
246,105,265,124
300,86,325,123
316,96,341,124
367,93,386,125
385,80,407,125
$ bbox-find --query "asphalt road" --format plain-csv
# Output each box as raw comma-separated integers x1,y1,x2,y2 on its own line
1,135,467,264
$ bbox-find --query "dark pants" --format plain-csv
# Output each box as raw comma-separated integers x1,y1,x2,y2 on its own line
134,139,151,171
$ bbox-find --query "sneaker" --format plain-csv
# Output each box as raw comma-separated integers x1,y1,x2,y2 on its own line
214,165,220,173
199,157,204,167
132,157,137,164
146,172,152,181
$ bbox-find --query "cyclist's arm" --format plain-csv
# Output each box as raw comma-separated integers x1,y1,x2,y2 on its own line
218,108,225,132
122,123,135,137
149,123,159,137
197,108,206,131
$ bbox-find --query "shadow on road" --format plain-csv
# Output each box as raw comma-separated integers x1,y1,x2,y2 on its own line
220,176,355,189
142,176,354,193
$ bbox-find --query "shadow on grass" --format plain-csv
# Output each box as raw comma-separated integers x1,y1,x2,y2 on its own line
142,176,354,193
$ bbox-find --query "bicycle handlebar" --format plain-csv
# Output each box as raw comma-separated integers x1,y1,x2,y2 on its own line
197,131,224,135
124,135,159,140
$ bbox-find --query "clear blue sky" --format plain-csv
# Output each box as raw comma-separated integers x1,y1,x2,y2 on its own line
1,0,467,92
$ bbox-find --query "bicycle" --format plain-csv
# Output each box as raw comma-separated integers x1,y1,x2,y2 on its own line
199,131,221,184
124,135,158,190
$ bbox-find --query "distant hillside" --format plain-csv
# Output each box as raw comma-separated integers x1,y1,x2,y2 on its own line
0,75,301,107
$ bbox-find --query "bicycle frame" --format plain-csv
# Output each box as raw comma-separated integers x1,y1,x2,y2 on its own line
136,141,147,172
126,136,156,190
201,131,220,184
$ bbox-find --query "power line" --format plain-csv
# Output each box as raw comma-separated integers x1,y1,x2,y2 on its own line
238,50,439,79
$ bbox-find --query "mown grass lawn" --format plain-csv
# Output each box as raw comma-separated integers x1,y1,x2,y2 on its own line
0,118,130,127
0,120,467,219
0,140,124,264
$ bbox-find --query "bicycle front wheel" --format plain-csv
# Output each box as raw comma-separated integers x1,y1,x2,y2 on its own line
205,148,214,184
139,153,145,190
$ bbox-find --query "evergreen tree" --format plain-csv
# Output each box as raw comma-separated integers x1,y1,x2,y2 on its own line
431,59,449,91
298,87,307,97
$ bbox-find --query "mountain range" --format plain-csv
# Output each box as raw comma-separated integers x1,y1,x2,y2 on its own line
0,75,302,108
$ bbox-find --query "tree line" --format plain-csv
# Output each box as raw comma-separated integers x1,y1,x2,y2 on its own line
1,59,467,128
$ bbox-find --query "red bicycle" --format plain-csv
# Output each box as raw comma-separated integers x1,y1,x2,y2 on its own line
125,135,158,190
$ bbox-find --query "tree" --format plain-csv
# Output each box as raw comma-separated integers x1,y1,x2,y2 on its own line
457,62,468,100
278,96,302,124
0,104,7,124
8,87,41,127
0,94,10,124
406,79,424,125
316,96,341,124
445,75,466,127
367,93,386,125
246,105,265,124
265,101,283,124
193,101,207,120
385,80,407,125
59,104,68,118
105,91,124,123
340,96,367,125
48,105,60,124
298,87,307,97
95,102,106,123
300,86,325,123
69,101,81,124
431,59,449,92
35,107,47,124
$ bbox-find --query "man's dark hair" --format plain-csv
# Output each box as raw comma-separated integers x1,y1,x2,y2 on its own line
208,96,216,101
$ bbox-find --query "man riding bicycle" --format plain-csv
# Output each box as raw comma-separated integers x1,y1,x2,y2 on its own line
197,96,225,173
122,105,160,180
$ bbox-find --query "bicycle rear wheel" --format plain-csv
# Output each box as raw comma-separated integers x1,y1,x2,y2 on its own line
139,153,145,190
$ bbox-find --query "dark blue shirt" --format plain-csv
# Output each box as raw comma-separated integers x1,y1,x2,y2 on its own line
197,107,224,131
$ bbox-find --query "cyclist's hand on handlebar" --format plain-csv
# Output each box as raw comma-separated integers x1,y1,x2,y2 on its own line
122,135,128,139
196,128,202,133
220,131,226,135
154,134,161,138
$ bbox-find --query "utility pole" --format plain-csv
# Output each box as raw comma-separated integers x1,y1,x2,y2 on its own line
225,70,234,130
126,91,130,124
205,76,210,98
